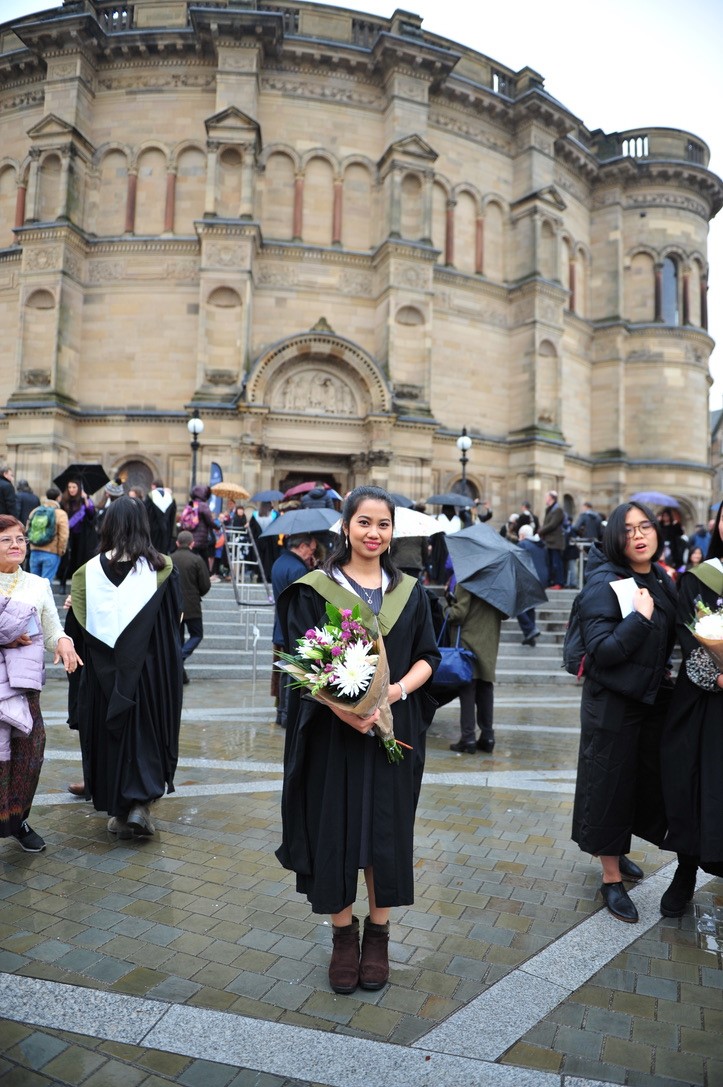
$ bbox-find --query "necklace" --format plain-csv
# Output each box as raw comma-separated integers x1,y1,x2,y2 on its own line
0,568,21,596
345,572,381,609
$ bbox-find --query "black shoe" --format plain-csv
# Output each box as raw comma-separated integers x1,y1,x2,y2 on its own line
449,741,476,754
660,862,697,917
13,821,46,853
476,738,495,753
522,629,541,645
182,669,190,685
619,855,644,882
600,881,638,923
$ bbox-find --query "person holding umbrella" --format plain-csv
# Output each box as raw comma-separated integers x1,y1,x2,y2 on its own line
444,579,502,754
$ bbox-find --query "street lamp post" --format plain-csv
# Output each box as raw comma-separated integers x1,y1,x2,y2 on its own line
456,426,472,496
187,409,204,490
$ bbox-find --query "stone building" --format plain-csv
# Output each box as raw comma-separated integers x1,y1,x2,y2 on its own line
0,0,721,520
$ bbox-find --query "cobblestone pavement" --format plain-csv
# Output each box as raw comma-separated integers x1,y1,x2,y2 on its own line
1,671,721,1087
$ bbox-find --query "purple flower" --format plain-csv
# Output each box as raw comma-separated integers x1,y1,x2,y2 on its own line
331,646,343,657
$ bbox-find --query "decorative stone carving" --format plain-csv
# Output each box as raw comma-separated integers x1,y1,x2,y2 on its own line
96,72,215,93
22,369,51,387
262,75,379,108
276,370,357,415
396,264,428,289
394,383,422,400
206,369,238,386
339,270,373,296
89,260,125,283
311,316,333,332
205,242,246,267
165,259,200,281
24,247,60,271
257,265,300,287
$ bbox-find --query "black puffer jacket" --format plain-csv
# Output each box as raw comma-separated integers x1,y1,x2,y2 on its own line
578,545,677,704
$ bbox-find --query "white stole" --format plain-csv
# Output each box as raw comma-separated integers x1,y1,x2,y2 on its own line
85,554,158,648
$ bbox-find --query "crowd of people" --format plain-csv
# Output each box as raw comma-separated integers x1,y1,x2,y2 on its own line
1,461,721,997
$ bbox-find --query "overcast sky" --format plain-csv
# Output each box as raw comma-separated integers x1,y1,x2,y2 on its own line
4,0,723,404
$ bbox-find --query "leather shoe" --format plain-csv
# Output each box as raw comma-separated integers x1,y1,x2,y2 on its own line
600,881,638,923
476,738,495,753
660,860,697,917
67,782,86,797
449,740,476,754
619,855,644,882
522,629,541,646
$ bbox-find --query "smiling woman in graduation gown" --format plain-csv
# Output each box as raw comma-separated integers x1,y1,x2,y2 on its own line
66,496,183,837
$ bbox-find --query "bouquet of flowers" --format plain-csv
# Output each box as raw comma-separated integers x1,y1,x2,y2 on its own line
277,602,410,763
688,597,723,670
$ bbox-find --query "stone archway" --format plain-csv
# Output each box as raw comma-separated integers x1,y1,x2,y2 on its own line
243,330,394,493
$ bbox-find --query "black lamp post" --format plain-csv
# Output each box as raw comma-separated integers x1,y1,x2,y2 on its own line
187,409,204,490
456,426,472,496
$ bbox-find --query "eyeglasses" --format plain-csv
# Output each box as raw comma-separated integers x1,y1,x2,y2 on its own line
624,521,656,538
0,536,28,546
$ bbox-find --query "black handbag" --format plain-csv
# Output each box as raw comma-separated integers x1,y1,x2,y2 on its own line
434,620,476,687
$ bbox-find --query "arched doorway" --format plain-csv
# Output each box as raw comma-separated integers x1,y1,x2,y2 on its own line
116,459,153,494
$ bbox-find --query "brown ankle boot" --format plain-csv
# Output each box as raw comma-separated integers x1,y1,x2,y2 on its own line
359,916,390,990
329,916,360,994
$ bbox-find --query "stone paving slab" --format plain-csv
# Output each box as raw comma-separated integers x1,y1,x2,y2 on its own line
0,679,721,1086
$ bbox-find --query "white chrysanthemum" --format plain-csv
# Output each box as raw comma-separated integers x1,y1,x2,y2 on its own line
695,613,723,639
332,641,378,698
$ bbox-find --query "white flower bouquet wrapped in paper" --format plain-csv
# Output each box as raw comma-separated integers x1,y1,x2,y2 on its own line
689,598,723,670
277,601,409,763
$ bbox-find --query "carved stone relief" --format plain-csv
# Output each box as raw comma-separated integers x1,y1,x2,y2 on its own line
205,369,238,386
274,368,358,415
21,369,51,387
24,247,60,272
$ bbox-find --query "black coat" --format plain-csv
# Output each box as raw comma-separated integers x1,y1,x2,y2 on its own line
577,545,678,704
661,569,723,868
0,476,16,517
275,577,439,914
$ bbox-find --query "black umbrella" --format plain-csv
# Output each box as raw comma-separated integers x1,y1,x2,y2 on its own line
251,489,285,503
53,463,110,496
425,492,474,507
389,492,415,508
259,507,340,537
445,522,548,618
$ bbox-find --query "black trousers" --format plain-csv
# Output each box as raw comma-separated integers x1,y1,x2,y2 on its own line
458,679,494,746
572,680,671,856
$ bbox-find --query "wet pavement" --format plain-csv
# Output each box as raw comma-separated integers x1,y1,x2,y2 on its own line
1,647,721,1086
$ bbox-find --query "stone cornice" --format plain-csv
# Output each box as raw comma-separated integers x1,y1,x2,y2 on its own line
594,159,723,219
433,266,508,303
592,319,715,352
260,241,373,270
508,277,568,304
369,31,460,90
189,6,283,58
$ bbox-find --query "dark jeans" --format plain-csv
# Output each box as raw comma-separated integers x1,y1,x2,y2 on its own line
546,548,564,586
181,617,203,660
517,609,537,638
458,679,494,746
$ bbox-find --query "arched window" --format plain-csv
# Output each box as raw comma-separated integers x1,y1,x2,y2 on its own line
261,152,294,240
455,191,476,275
37,154,61,222
539,220,555,280
304,157,334,246
661,256,680,325
175,146,205,232
689,260,702,327
431,182,447,262
626,253,655,322
135,148,166,235
217,147,243,220
342,163,373,250
400,173,422,242
484,201,504,281
97,150,128,236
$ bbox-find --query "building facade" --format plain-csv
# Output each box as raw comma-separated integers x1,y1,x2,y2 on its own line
0,0,721,519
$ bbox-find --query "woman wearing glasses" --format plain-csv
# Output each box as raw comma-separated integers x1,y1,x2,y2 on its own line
571,502,677,922
0,516,80,853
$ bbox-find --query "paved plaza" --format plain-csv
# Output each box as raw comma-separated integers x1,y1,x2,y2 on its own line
1,627,722,1086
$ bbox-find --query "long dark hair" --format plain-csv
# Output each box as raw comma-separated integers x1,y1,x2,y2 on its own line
707,499,723,561
61,481,83,513
602,501,664,567
97,496,166,572
323,485,402,592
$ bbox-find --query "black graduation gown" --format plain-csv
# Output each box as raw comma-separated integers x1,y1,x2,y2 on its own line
275,577,439,914
661,571,723,870
67,557,183,817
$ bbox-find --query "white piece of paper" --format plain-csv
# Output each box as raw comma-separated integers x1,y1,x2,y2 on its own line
610,577,638,618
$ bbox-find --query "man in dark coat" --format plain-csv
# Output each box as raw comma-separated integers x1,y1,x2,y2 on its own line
538,490,565,588
516,524,547,645
0,466,17,517
171,530,211,683
15,480,39,524
301,482,335,509
271,533,317,726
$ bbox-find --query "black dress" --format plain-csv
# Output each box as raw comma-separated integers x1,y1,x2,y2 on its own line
275,575,439,914
661,569,723,873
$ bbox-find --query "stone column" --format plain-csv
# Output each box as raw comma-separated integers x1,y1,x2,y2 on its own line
475,215,484,275
240,148,255,219
569,258,576,313
293,174,304,241
332,178,343,246
421,172,433,243
205,142,219,216
58,150,71,219
389,170,401,238
445,200,454,266
25,151,40,222
681,269,690,326
654,262,663,321
701,275,708,331
164,169,177,233
14,184,26,229
125,170,137,233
